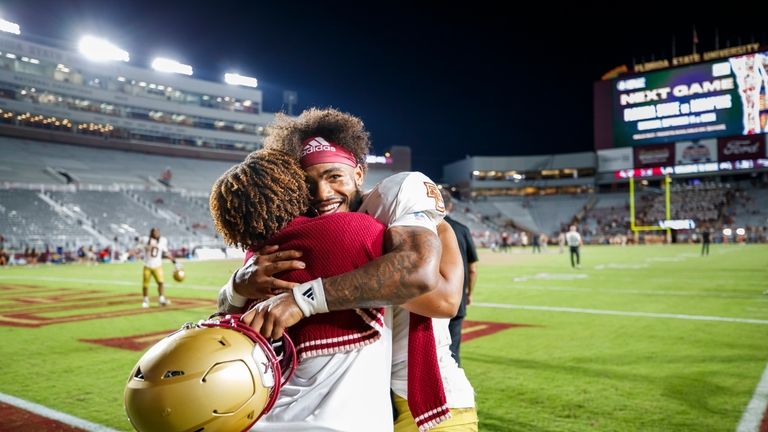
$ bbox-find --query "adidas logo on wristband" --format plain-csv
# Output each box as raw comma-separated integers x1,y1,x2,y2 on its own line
292,278,328,317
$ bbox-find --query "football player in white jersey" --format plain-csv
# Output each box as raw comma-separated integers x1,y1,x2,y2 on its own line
357,172,477,431
140,228,180,308
221,108,477,431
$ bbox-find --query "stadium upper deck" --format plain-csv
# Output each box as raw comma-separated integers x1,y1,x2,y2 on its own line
0,28,273,159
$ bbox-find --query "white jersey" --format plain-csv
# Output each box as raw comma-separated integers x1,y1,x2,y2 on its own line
252,319,393,432
566,231,582,247
360,172,475,409
142,237,168,268
359,172,446,235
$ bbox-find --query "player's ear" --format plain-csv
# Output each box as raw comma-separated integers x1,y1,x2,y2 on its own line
354,164,364,188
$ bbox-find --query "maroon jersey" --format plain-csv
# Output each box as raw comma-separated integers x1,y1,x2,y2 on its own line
246,212,386,360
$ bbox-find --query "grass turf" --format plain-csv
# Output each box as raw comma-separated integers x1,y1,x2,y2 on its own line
0,244,766,431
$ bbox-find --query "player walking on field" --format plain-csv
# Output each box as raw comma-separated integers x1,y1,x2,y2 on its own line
566,225,582,269
140,228,180,308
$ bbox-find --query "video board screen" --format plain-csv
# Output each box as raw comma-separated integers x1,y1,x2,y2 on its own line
595,51,768,149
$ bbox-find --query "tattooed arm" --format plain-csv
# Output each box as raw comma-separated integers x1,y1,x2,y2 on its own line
323,225,442,309
398,221,463,318
241,225,447,339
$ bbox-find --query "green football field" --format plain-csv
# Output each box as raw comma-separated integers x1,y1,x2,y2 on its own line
0,244,766,431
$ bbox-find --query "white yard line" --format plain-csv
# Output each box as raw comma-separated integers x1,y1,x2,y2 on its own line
736,361,768,432
0,275,216,291
499,284,760,299
0,392,119,432
473,302,768,325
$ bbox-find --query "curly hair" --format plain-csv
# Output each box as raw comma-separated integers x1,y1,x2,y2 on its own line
209,149,308,249
263,107,371,173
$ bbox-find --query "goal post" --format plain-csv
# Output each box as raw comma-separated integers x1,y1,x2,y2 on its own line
629,175,672,243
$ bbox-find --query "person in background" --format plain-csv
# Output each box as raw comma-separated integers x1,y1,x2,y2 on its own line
566,225,583,269
140,228,180,308
440,188,478,366
532,232,541,254
701,227,711,256
500,231,510,253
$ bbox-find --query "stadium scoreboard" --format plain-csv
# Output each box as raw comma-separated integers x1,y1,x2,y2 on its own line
594,46,768,177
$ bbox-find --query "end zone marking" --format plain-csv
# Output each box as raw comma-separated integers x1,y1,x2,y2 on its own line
86,319,536,352
0,284,215,328
0,275,217,291
81,329,174,351
461,320,535,343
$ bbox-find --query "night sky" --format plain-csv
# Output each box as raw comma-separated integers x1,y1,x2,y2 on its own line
4,1,766,179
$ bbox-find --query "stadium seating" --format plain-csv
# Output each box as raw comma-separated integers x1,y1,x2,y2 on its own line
0,137,235,189
0,138,229,250
131,190,218,238
0,189,94,248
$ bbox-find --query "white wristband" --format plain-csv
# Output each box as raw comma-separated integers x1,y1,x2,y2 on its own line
225,268,248,307
291,278,328,317
226,255,259,307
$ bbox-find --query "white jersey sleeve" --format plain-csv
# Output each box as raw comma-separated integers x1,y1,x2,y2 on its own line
358,172,445,233
158,237,169,255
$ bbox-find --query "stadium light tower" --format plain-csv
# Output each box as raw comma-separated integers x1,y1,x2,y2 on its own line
151,57,193,76
78,36,130,62
283,90,297,116
224,73,258,88
0,18,20,35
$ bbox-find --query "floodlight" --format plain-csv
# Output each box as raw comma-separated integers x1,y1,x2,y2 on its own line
224,73,257,88
151,57,193,76
78,36,129,62
0,18,20,35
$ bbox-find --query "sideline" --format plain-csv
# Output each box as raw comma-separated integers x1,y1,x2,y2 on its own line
0,392,119,432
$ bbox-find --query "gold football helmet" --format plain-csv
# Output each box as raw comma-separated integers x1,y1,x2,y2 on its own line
124,316,295,432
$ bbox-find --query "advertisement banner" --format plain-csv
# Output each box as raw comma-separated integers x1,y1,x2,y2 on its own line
597,147,633,172
675,138,717,164
717,135,766,161
634,144,674,168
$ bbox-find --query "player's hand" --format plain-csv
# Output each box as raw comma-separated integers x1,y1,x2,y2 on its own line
466,295,472,306
233,245,304,298
240,292,304,339
174,262,183,270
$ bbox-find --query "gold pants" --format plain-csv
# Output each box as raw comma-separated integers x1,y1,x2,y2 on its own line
393,394,478,432
142,266,164,289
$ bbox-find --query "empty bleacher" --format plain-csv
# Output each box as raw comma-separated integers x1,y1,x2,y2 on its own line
0,138,231,250
131,190,217,239
0,137,236,189
0,189,93,248
726,183,768,229
459,195,590,237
